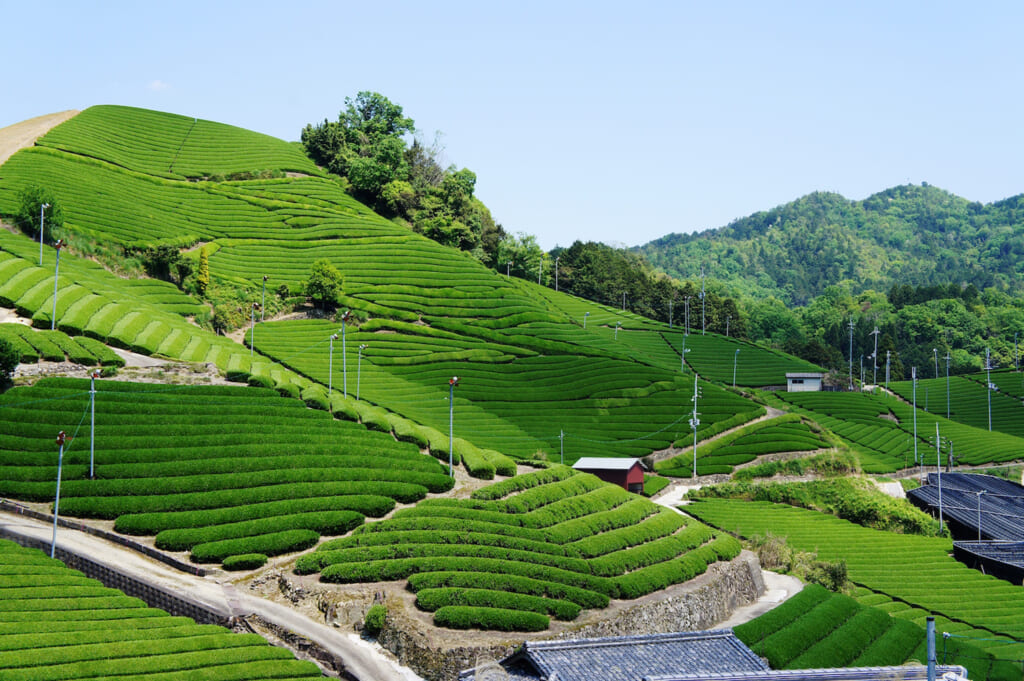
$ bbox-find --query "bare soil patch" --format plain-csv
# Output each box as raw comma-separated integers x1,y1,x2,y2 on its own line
0,110,79,165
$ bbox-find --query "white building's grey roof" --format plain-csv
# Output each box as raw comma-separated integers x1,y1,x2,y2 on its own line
572,457,644,471
458,630,768,681
786,373,824,379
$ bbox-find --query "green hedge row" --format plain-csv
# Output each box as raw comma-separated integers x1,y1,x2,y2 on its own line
546,497,656,544
222,553,268,571
733,584,831,643
114,495,395,534
499,473,607,514
296,542,590,576
565,509,685,558
415,587,580,621
471,466,576,501
614,535,741,600
406,571,609,609
433,606,549,632
319,529,564,558
316,556,614,597
788,606,895,669
354,514,547,543
754,591,864,668
155,511,363,551
191,529,320,563
588,524,714,577
59,480,428,518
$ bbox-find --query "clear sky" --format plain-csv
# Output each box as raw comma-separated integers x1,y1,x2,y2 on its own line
2,1,1023,251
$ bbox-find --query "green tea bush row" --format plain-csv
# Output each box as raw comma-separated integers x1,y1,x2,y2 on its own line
60,480,428,518
222,553,268,571
752,589,863,668
546,497,656,544
642,475,670,497
734,584,830,644
191,529,320,563
406,571,609,609
0,327,38,363
788,606,895,669
565,509,686,558
155,510,363,551
297,542,589,576
613,534,741,599
588,524,714,578
522,485,633,529
37,331,97,365
471,466,576,501
355,514,547,543
319,529,563,557
115,495,394,534
416,587,580,620
5,324,65,361
317,556,614,597
433,606,549,632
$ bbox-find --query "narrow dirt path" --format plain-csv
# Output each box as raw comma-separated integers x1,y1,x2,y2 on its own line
0,110,79,165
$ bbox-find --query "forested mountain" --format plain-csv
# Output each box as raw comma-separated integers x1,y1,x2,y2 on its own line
638,184,1024,305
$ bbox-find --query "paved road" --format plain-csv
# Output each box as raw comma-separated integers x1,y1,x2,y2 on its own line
0,512,422,681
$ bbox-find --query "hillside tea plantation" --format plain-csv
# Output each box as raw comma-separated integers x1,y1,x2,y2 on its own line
297,467,740,631
0,539,322,680
688,498,1024,674
0,378,454,568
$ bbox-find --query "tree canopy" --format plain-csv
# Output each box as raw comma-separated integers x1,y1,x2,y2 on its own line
15,185,63,244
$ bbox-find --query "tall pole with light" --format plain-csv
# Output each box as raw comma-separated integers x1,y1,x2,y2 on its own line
51,430,66,558
945,351,951,420
689,374,701,479
554,256,559,292
975,490,985,540
357,344,367,401
870,326,880,386
668,299,673,328
89,369,100,480
1015,332,1019,372
614,321,621,340
506,261,512,279
726,315,731,338
681,336,689,372
39,202,50,266
448,376,459,477
933,348,938,379
622,292,626,311
328,332,338,395
51,239,67,330
984,347,994,431
732,349,740,387
340,310,351,397
684,296,691,336
261,275,268,322
700,266,706,336
583,311,589,329
848,317,855,390
249,302,260,358
885,350,891,389
912,367,919,467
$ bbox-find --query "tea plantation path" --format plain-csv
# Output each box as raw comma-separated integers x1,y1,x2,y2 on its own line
0,510,420,681
645,405,789,467
0,110,79,165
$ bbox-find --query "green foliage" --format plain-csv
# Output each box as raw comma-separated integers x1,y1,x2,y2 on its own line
689,478,942,536
733,450,860,481
0,337,19,379
222,553,268,571
14,184,63,243
364,604,387,636
416,587,580,620
433,606,549,632
304,258,342,310
197,245,210,295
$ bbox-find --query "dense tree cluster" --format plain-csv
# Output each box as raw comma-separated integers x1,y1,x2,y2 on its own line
301,92,503,264
639,184,1024,305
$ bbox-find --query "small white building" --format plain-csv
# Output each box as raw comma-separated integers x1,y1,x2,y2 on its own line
786,372,824,392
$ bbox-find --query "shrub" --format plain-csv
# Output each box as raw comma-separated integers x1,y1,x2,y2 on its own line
364,604,386,636
191,529,320,564
223,553,268,571
247,374,275,389
301,385,329,411
0,337,18,379
416,588,580,621
433,606,549,632
275,382,301,399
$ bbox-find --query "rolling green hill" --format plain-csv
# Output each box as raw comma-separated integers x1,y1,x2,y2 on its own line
638,185,1024,305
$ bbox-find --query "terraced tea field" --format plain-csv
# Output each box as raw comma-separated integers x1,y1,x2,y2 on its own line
889,374,1024,439
0,538,322,680
297,467,740,631
734,583,1018,681
0,378,452,568
688,498,1024,672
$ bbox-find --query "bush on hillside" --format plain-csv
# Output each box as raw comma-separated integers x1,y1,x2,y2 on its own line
15,185,63,243
363,604,387,636
0,338,19,380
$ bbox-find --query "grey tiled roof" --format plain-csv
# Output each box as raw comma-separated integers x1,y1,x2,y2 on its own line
645,664,969,681
459,630,768,681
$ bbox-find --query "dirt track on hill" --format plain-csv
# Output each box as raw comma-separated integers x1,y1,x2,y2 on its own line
0,110,79,165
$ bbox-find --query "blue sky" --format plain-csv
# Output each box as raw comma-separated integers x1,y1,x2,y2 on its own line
3,1,1023,252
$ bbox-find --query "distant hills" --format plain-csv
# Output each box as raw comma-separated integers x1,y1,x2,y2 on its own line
637,184,1024,304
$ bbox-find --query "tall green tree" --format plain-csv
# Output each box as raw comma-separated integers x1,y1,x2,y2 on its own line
305,259,343,310
0,338,19,381
15,185,63,243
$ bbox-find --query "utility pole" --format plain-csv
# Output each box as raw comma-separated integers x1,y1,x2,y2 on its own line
684,296,691,336
935,423,944,534
912,367,919,467
554,256,559,292
885,350,891,389
689,373,701,479
699,266,706,336
870,326,880,386
680,336,689,372
328,333,338,395
51,431,66,559
848,317,855,390
261,275,268,322
448,377,459,476
340,310,352,397
726,315,731,338
89,370,100,479
357,344,367,401
984,348,994,431
933,348,938,379
944,351,951,420
51,239,67,330
250,302,260,358
39,202,50,266
537,257,542,285
669,299,673,328
559,429,564,465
